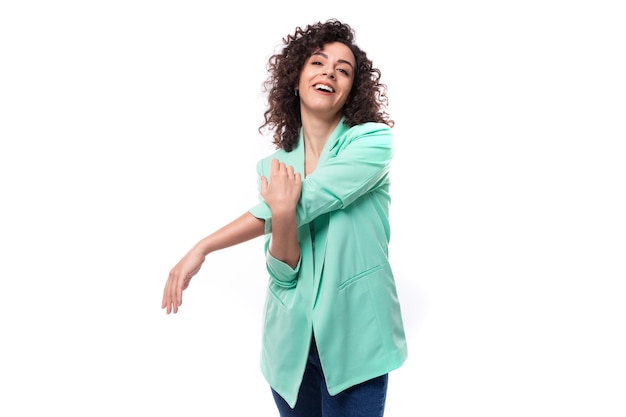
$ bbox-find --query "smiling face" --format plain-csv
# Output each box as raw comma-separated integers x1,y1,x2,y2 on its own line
297,42,356,123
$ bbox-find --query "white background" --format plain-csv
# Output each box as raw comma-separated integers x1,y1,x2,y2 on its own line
1,1,625,416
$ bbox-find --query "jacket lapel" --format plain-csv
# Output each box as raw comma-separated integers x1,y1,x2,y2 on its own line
318,117,349,166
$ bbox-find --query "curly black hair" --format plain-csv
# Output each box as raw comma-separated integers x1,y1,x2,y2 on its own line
259,19,394,152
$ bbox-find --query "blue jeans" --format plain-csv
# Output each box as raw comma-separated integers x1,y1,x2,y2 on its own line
271,337,388,417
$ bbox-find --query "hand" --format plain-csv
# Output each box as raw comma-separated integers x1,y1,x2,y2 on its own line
161,247,206,314
260,158,302,213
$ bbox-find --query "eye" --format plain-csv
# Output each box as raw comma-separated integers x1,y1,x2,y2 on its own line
310,60,323,66
337,68,349,75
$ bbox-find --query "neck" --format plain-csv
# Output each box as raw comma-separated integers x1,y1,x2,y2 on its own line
301,112,343,157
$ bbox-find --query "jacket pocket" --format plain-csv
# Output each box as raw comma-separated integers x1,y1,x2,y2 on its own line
338,264,384,291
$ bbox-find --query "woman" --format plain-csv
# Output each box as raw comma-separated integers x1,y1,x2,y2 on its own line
162,19,407,416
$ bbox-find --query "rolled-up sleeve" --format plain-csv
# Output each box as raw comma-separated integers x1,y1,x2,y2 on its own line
249,202,272,234
266,250,301,288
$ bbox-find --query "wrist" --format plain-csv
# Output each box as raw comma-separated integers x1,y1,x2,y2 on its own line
270,206,296,218
192,239,213,257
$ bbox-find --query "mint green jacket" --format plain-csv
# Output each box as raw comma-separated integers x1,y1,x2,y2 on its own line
249,118,407,408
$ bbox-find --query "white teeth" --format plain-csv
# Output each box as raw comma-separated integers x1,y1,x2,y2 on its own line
314,84,334,92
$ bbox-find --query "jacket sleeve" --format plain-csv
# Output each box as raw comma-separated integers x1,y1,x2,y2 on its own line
296,122,393,225
265,250,301,288
248,122,393,231
248,158,274,233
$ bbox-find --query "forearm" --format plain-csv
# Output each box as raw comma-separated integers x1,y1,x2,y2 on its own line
268,208,300,268
192,211,265,256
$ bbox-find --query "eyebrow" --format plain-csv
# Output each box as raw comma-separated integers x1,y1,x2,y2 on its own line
312,51,354,69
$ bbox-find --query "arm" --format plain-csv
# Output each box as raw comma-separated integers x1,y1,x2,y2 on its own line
260,158,301,268
249,123,393,230
161,212,264,314
297,123,393,224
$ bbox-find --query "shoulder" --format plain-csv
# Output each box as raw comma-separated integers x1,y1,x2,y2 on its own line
332,122,394,153
346,122,393,136
341,122,393,145
255,148,290,174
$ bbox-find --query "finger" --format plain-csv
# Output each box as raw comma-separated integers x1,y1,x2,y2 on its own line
161,291,169,312
168,271,181,314
279,162,288,173
162,278,174,314
162,287,172,313
175,275,183,312
161,281,168,308
167,282,176,314
164,298,173,314
270,158,280,174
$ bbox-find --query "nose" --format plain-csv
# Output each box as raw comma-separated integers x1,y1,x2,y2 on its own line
323,70,335,80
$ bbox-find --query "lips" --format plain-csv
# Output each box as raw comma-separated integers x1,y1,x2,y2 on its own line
313,83,334,93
